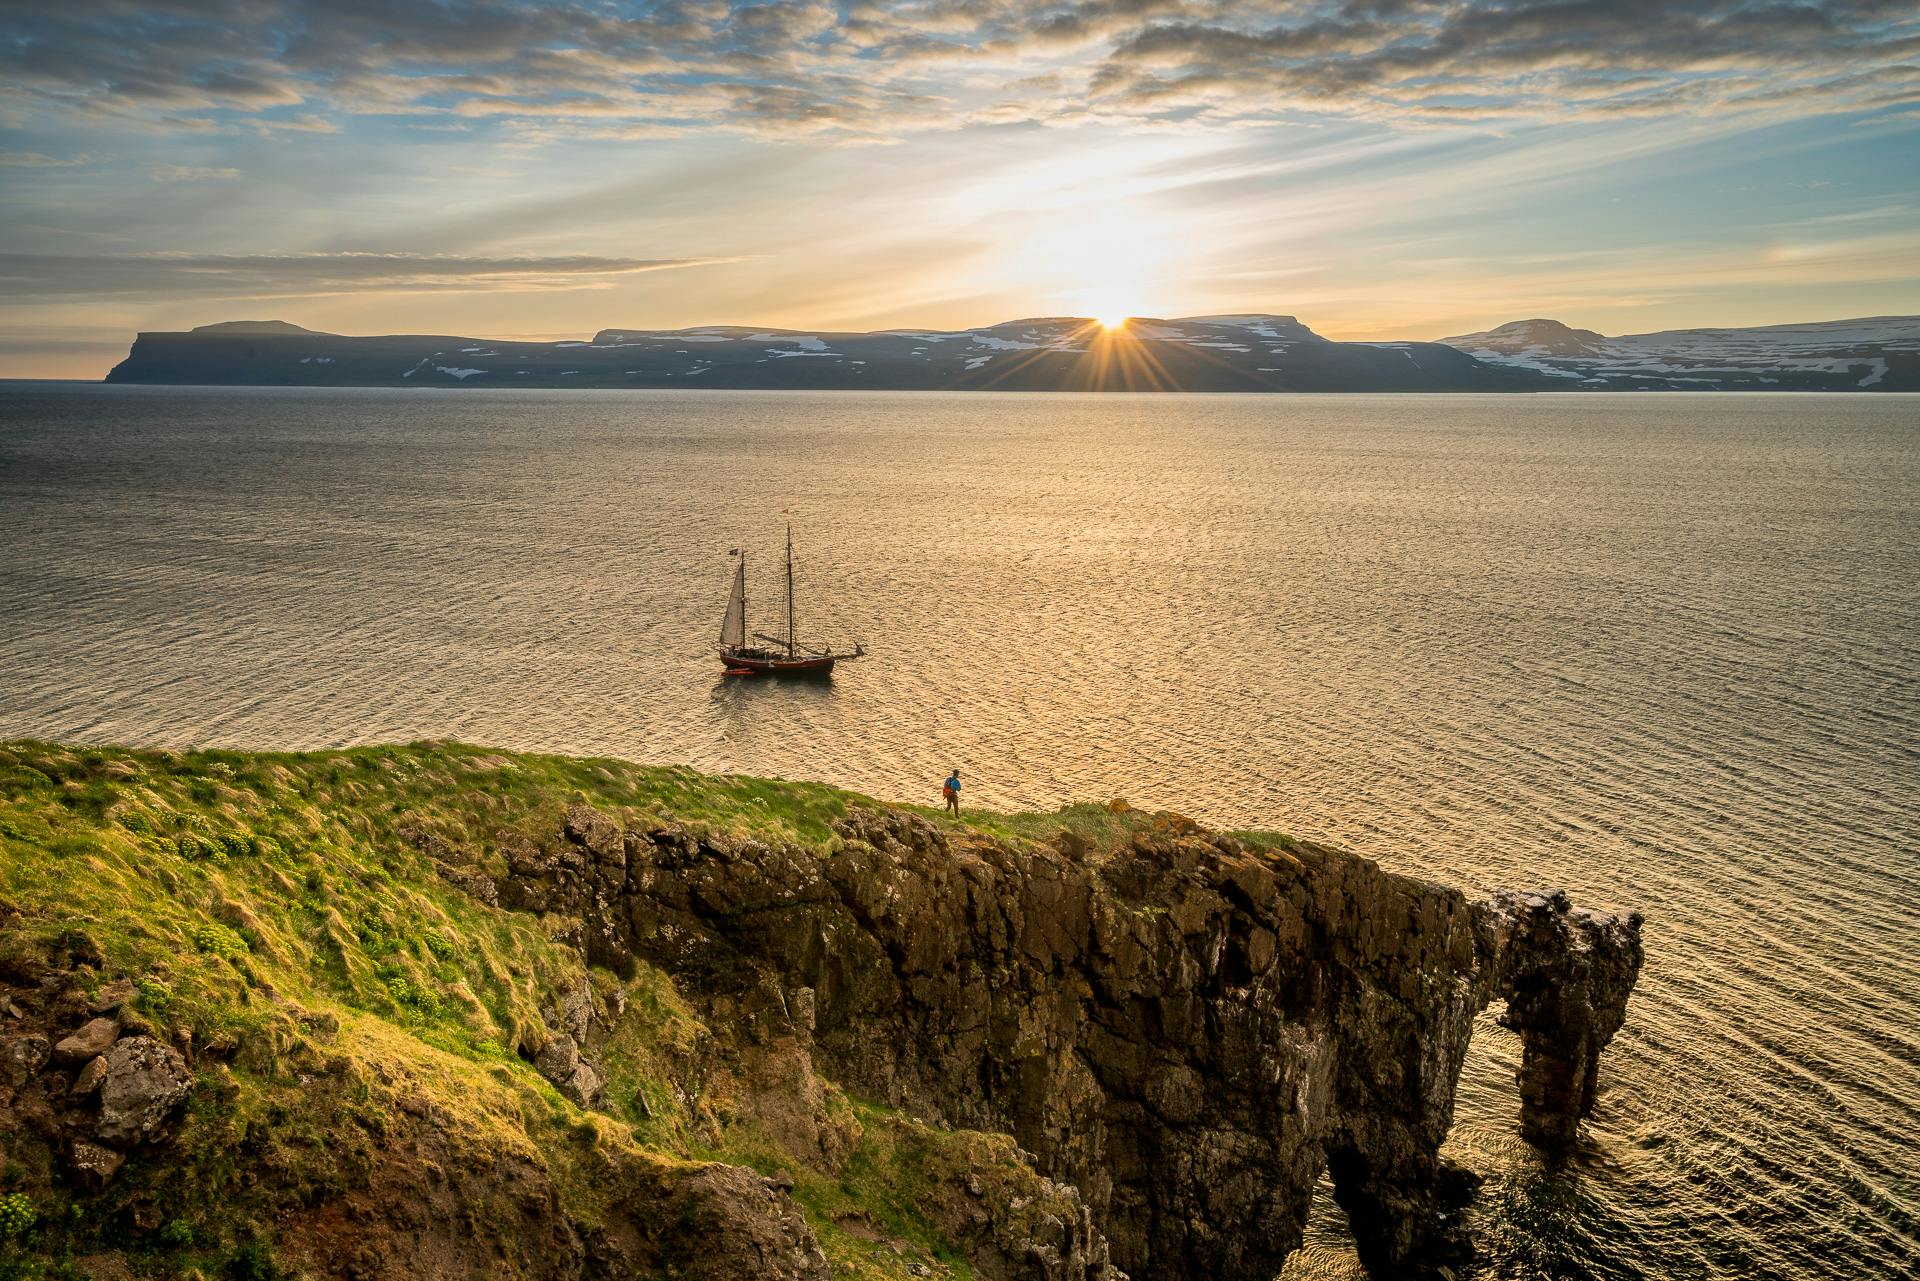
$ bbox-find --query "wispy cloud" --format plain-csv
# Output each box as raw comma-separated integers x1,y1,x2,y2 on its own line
147,164,242,182
0,151,89,166
0,251,735,301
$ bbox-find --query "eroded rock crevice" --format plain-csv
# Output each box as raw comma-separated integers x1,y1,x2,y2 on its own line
497,802,1644,1281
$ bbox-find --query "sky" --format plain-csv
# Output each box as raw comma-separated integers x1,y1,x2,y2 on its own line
2,0,1918,377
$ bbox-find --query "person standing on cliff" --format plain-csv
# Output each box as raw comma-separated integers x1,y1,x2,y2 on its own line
942,769,961,818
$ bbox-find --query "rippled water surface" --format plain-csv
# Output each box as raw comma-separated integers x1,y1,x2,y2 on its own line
2,384,1916,1280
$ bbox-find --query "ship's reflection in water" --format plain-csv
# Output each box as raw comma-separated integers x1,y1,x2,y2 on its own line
2,384,1915,1281
711,670,839,747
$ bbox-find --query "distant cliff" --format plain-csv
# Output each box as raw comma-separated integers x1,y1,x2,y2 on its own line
103,312,1919,391
0,741,1642,1280
102,315,1552,392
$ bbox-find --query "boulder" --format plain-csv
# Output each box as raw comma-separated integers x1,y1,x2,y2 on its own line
532,1003,606,1107
71,1054,108,1096
613,1162,830,1281
559,1061,603,1108
533,1033,579,1083
564,803,625,867
1,1032,50,1087
70,1138,126,1187
53,1016,119,1064
546,976,594,1045
95,1035,193,1147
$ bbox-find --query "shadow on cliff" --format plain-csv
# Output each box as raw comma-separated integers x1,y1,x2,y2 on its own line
496,799,1643,1281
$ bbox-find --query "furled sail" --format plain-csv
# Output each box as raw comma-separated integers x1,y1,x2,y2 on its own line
719,556,747,649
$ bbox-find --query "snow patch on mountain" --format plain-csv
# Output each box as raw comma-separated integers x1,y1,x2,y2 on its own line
1182,315,1318,340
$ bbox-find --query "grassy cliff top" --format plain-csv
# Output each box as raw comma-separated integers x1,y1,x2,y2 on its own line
0,739,1278,1280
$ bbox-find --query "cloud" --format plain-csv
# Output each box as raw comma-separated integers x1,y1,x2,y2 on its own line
0,251,733,301
0,0,967,140
2,1,1906,145
1092,1,1920,124
147,164,242,181
246,112,343,135
0,151,89,166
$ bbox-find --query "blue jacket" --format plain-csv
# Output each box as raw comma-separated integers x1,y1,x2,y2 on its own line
944,774,961,793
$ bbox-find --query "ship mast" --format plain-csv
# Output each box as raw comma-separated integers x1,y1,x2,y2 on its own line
784,524,796,658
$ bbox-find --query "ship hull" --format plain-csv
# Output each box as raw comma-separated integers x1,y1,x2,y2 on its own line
719,649,836,677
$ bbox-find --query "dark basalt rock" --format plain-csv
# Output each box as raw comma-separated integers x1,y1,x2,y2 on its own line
497,801,1645,1281
271,1104,834,1281
609,1162,831,1281
1480,889,1645,1148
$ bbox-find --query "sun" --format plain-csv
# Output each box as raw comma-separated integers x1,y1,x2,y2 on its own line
1003,206,1168,336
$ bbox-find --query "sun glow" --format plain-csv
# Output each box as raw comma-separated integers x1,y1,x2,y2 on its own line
1000,203,1174,328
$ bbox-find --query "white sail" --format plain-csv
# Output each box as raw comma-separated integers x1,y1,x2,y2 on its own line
719,556,747,649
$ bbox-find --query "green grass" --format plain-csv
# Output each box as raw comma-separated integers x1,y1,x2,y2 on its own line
1,738,1288,1279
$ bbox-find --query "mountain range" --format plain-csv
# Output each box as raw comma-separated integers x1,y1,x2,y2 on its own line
1438,316,1918,390
102,313,1920,392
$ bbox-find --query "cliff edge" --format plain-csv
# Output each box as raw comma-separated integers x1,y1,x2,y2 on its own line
0,742,1641,1280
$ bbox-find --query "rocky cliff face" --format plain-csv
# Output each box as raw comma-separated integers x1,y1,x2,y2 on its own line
499,800,1643,1281
0,744,1641,1280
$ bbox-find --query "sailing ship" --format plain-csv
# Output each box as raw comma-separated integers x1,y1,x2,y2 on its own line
717,526,865,676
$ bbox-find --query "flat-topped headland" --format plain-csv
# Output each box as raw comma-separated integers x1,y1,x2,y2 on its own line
0,740,1642,1279
97,311,1920,390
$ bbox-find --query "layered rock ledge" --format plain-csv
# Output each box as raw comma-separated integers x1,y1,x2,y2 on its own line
501,801,1644,1281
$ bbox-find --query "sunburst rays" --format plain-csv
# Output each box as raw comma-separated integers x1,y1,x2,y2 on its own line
971,319,1264,393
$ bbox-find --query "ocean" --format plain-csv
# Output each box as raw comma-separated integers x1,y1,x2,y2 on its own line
2,383,1915,1280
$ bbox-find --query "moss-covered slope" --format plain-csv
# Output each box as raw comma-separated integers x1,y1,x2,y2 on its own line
0,740,1121,1281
